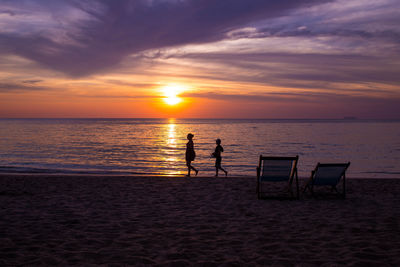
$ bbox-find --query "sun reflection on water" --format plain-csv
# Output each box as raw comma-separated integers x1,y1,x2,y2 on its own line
167,122,176,147
160,119,183,175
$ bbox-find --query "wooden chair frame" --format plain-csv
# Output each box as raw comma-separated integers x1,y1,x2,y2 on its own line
303,162,350,199
256,155,299,199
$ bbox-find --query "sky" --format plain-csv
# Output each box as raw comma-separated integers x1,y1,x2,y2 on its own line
0,0,399,119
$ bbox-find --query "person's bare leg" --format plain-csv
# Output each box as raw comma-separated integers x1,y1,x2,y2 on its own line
186,162,191,176
219,167,228,176
192,166,198,176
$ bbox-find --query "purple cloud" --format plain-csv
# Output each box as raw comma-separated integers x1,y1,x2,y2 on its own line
166,51,400,91
0,0,328,76
0,82,47,92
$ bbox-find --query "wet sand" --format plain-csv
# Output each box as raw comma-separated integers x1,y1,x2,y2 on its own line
0,174,399,266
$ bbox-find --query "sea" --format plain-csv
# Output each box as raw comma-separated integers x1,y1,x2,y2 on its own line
0,118,399,178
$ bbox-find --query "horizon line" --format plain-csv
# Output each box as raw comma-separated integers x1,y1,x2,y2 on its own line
1,117,399,121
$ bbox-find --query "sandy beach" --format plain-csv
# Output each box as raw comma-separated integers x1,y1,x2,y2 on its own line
0,174,399,266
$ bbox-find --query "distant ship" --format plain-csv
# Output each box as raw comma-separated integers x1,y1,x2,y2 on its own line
343,116,357,120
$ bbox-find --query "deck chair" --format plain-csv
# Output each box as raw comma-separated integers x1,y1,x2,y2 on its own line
303,162,350,198
256,155,299,199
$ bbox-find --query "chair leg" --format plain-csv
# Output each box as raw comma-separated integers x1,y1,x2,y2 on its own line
256,180,259,194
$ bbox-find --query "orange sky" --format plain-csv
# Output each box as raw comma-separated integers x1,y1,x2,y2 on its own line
1,1,399,119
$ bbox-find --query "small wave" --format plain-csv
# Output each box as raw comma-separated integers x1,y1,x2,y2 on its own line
0,166,148,175
363,171,400,175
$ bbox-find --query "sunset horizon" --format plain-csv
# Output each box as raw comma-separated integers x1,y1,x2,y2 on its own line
1,116,395,120
1,0,399,119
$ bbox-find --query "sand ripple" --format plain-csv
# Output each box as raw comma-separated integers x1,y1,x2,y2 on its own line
1,175,400,266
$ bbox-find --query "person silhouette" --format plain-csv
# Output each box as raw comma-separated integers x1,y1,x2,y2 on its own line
212,138,228,177
185,133,198,177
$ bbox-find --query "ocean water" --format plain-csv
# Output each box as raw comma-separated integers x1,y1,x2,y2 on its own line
0,118,399,178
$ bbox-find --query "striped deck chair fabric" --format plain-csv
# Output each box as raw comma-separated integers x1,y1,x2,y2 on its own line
304,162,350,198
257,155,299,199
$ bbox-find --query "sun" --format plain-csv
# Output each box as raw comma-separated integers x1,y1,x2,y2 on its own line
164,96,181,105
162,85,184,105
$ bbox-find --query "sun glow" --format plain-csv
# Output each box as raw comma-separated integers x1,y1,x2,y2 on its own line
162,85,185,105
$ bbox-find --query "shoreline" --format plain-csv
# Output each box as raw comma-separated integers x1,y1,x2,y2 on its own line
1,173,399,179
1,174,399,265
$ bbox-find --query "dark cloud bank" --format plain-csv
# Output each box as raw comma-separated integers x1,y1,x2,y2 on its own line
0,0,327,76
